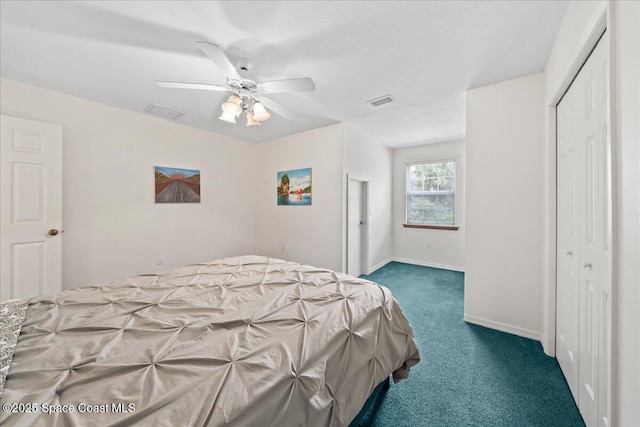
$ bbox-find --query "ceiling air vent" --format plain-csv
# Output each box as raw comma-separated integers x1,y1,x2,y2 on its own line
367,94,395,107
143,104,185,120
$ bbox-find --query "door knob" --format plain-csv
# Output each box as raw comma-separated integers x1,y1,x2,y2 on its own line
584,262,592,269
566,251,573,256
48,229,59,236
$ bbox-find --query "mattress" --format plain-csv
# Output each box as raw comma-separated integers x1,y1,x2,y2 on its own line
0,255,419,426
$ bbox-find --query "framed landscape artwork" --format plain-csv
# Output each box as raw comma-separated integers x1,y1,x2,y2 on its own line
277,168,311,206
155,166,201,203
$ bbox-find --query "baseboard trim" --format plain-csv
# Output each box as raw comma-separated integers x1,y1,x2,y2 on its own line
464,314,541,342
391,257,464,272
367,258,392,275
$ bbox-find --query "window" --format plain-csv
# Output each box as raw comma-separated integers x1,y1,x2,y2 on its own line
406,160,456,226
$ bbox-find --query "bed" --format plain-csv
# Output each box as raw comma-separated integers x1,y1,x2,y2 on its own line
0,255,419,426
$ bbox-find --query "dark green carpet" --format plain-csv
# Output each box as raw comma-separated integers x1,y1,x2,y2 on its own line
359,261,585,427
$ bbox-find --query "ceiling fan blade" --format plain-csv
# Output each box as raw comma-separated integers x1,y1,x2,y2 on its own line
258,77,315,94
157,81,230,92
195,41,241,80
258,96,295,120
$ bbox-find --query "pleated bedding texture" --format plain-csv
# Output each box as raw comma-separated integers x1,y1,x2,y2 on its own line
1,255,419,426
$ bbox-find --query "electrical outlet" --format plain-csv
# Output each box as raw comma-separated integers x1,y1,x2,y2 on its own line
427,241,432,248
281,245,289,254
156,256,164,265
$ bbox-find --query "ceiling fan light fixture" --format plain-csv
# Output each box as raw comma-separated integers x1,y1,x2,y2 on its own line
159,42,310,127
246,111,261,127
219,95,243,123
252,102,271,121
219,110,237,123
221,95,242,116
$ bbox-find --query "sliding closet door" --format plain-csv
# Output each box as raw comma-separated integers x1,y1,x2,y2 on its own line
577,30,610,427
556,31,610,427
556,76,581,400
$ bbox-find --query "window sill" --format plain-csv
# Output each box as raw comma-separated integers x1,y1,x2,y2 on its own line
402,224,459,231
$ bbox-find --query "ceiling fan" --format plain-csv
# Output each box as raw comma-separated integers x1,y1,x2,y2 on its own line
157,41,315,126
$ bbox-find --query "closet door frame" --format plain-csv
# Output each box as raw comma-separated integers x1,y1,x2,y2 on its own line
544,3,614,426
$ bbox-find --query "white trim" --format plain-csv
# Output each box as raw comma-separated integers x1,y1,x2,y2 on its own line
542,103,558,357
543,3,609,357
464,314,542,342
405,159,458,227
367,257,392,275
347,174,368,183
346,174,369,277
549,3,608,106
543,6,614,424
391,257,464,272
405,158,457,167
365,257,464,275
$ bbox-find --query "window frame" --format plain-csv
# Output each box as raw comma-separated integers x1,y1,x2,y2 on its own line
404,159,458,229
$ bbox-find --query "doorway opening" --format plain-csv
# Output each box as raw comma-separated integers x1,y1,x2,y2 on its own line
347,175,369,277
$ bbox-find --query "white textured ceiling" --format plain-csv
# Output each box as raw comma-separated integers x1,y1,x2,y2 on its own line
0,1,568,147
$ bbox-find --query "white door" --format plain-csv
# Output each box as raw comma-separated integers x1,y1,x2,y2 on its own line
1,115,63,300
577,30,610,427
556,78,581,399
347,176,367,277
556,31,610,427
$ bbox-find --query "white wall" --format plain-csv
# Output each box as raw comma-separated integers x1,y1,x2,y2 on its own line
254,124,344,272
0,78,257,289
342,124,393,273
612,1,639,425
464,73,543,340
392,140,465,271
